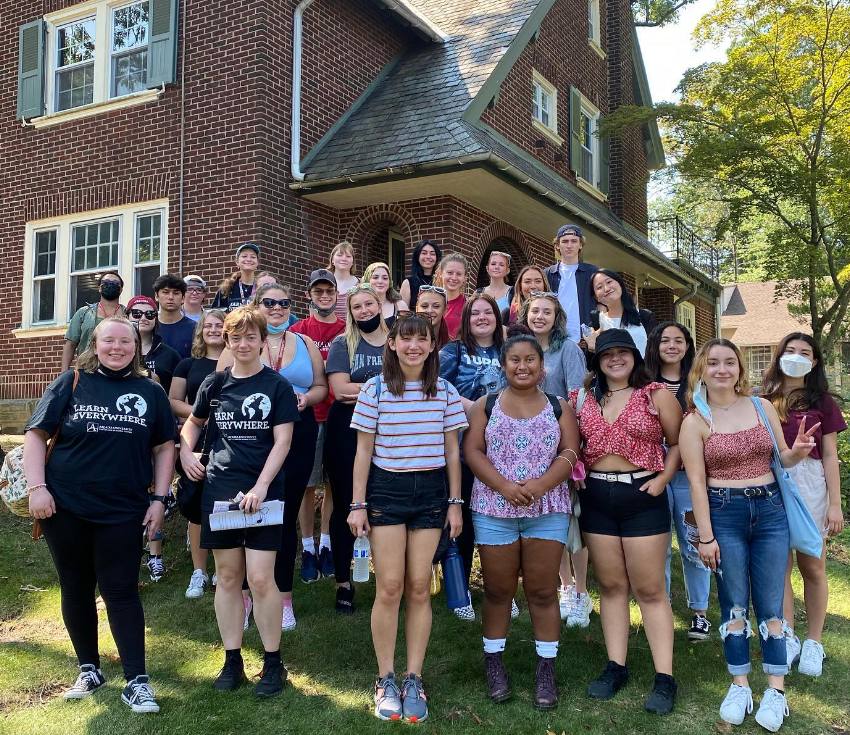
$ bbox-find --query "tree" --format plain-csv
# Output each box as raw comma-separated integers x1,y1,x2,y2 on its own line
632,0,699,27
611,0,850,354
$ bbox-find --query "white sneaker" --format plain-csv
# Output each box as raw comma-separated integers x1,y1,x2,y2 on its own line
566,591,593,628
211,573,218,587
558,585,574,621
755,688,788,732
282,604,297,631
510,598,520,619
184,569,208,599
784,627,801,669
243,596,253,631
719,683,753,725
453,591,475,621
798,639,825,677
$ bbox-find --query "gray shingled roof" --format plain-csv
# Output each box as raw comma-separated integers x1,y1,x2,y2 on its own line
302,0,541,179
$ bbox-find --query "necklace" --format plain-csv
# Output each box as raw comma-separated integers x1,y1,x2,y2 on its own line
266,334,286,372
710,396,740,411
604,386,630,396
98,301,122,318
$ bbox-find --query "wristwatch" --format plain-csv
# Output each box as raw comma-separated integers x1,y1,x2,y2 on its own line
150,495,168,504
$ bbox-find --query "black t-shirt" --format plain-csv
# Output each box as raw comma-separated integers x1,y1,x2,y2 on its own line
174,357,217,404
156,316,196,359
193,366,299,510
142,336,182,394
26,369,176,523
211,279,254,311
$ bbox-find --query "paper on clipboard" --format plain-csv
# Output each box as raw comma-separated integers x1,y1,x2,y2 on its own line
209,500,284,531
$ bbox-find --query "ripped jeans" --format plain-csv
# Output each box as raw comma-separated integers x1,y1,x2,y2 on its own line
665,470,711,610
709,486,790,676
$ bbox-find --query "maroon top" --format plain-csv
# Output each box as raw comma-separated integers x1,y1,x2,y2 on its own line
781,394,846,460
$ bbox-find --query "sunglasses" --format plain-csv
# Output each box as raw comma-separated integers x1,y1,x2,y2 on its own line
261,298,291,309
129,309,157,320
489,250,512,262
529,290,559,299
418,284,447,296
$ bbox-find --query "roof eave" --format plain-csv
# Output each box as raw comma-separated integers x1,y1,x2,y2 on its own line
375,0,448,42
631,25,665,170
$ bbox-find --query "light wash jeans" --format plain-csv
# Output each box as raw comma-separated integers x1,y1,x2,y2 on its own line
664,470,711,611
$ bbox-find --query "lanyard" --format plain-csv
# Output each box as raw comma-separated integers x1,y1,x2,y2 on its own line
266,334,286,372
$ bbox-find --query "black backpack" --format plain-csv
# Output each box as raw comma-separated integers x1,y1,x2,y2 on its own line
484,391,562,420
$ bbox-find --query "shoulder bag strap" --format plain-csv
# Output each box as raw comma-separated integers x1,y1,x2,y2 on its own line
199,370,228,461
484,391,499,419
576,387,587,414
751,396,783,468
45,369,80,463
544,392,562,420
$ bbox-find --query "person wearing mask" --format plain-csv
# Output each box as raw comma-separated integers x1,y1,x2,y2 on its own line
290,270,347,581
212,242,260,311
182,275,208,322
61,271,125,371
25,317,175,713
400,240,442,309
324,285,390,614
572,329,681,715
679,339,819,731
503,265,550,327
348,314,467,723
761,333,845,678
153,274,196,359
327,242,360,321
644,322,711,642
363,261,409,329
544,224,599,343
464,333,580,710
415,285,450,349
434,253,468,340
169,310,227,599
180,307,299,698
481,251,513,313
585,269,656,357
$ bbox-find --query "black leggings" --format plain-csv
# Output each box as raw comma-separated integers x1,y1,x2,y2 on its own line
457,463,476,584
41,511,146,680
274,407,318,593
324,401,357,584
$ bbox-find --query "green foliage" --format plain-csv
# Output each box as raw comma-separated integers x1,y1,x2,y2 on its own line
632,0,698,27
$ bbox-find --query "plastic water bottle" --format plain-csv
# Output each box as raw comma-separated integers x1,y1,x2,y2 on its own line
352,536,371,583
441,540,468,610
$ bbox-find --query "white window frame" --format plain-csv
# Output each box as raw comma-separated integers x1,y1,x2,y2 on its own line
576,94,601,193
32,229,59,325
746,345,773,385
587,0,605,58
675,301,696,339
69,215,122,312
531,70,563,145
18,199,168,337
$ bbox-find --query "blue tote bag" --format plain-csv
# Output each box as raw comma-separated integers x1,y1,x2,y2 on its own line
751,398,824,558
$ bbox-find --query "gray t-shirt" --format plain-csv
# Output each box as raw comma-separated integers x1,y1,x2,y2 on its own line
542,340,587,399
325,336,384,383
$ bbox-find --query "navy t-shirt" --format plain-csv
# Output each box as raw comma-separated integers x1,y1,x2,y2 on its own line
26,369,176,523
193,366,300,510
211,280,254,311
157,316,196,359
439,341,504,400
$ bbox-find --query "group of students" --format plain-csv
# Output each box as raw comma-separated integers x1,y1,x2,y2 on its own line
21,226,844,730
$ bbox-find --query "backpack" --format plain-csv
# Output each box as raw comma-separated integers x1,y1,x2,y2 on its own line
484,391,562,420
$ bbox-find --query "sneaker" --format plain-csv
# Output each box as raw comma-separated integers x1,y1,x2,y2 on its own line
798,639,825,677
63,664,105,700
510,598,520,620
453,590,475,621
281,604,297,631
318,547,335,578
185,569,208,599
335,585,355,615
211,573,218,587
754,688,789,732
719,683,753,725
644,673,677,715
566,591,592,628
784,627,801,669
558,585,574,621
374,673,403,721
533,656,558,710
401,673,428,723
587,660,629,700
483,652,511,703
687,614,711,641
300,550,319,583
243,596,253,631
121,675,160,713
146,555,164,582
254,659,287,698
214,656,247,691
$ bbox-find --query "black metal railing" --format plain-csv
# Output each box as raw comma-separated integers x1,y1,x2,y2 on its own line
648,216,721,281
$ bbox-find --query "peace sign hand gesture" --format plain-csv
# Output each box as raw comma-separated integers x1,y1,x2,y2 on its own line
790,416,821,461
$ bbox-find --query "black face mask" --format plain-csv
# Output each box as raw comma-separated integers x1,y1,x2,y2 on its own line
312,303,336,318
355,313,382,334
100,281,122,300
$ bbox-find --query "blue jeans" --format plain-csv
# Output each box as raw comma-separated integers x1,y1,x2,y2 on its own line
665,470,711,610
709,485,789,676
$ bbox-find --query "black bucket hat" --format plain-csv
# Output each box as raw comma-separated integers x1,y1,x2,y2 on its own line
591,328,643,370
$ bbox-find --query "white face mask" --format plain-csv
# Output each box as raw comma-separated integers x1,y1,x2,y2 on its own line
779,353,813,378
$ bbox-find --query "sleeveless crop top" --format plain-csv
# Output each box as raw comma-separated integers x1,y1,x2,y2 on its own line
703,423,773,481
572,383,666,472
278,333,313,394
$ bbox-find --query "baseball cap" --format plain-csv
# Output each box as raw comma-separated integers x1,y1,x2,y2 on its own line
126,295,158,312
307,268,337,290
183,274,207,289
236,242,260,256
556,224,584,239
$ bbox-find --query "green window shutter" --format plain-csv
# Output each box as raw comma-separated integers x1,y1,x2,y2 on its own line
599,134,610,195
147,0,178,87
569,86,582,175
17,20,45,121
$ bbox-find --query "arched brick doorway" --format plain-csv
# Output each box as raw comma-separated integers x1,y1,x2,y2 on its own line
345,204,421,286
474,236,529,289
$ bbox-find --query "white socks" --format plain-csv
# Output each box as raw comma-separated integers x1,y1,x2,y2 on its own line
535,640,559,659
302,538,316,555
320,533,331,551
483,637,506,654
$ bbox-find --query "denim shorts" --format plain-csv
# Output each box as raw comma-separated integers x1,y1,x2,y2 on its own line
367,465,447,529
472,511,569,545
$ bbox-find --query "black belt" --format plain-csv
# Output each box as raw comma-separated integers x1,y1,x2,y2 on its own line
709,483,779,498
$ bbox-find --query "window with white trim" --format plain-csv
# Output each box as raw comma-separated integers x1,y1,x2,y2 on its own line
578,101,600,185
746,345,773,384
675,301,696,339
531,71,558,135
588,0,601,47
21,201,167,331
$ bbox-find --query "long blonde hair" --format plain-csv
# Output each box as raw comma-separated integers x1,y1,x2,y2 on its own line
77,317,149,378
344,284,387,368
510,265,550,315
191,309,227,359
686,338,751,412
362,261,401,303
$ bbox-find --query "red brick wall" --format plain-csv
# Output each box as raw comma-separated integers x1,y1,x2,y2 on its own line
694,296,717,347
640,287,674,323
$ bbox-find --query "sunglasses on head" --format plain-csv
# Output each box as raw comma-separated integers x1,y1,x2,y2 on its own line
261,298,291,309
129,309,157,320
419,284,446,296
529,290,558,299
490,250,512,262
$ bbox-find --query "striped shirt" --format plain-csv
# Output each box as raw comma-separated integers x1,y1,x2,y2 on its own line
351,377,468,471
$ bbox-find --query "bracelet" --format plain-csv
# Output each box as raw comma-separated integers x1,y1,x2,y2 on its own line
447,497,464,505
349,502,368,511
27,483,48,494
554,456,574,473
559,448,579,463
698,537,716,545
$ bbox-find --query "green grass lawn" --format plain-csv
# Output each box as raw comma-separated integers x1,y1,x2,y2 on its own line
1,509,849,735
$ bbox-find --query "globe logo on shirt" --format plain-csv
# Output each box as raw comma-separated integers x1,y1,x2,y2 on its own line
116,394,148,417
242,393,271,420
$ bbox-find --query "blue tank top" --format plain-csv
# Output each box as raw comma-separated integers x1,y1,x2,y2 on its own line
278,333,313,394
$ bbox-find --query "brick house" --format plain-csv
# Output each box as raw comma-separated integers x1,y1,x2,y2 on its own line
1,0,720,421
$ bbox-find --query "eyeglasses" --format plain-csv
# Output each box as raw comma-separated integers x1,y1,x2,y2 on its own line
419,285,447,296
186,287,206,294
261,298,291,309
129,309,157,320
529,290,559,299
310,287,336,297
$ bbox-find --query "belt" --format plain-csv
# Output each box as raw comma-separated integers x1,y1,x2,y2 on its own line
709,483,779,498
587,469,656,485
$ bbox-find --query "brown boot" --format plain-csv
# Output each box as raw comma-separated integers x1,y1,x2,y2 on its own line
483,652,511,703
533,656,558,710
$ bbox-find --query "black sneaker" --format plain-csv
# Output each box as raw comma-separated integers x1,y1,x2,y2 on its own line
121,675,160,713
335,585,355,614
687,614,711,641
254,660,287,698
587,660,629,700
63,664,105,699
644,673,677,715
214,657,247,691
319,547,335,578
300,550,319,583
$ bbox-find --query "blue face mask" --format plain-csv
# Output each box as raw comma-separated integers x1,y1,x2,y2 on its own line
267,322,287,335
692,379,713,429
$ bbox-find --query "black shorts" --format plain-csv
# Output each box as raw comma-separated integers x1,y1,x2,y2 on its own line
367,465,447,530
200,511,282,551
579,474,670,537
